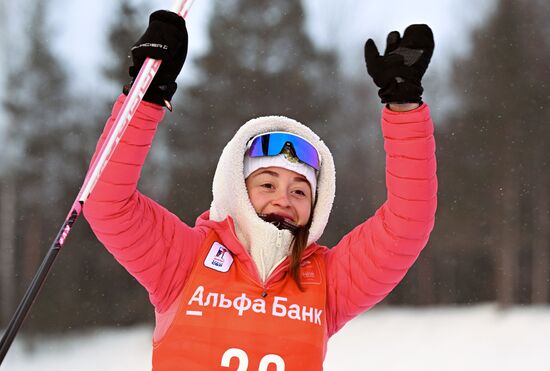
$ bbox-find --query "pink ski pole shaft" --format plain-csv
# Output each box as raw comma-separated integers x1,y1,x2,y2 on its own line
0,0,195,363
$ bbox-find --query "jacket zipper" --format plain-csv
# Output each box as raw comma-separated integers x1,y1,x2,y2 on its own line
225,219,321,297
275,229,283,250
259,230,285,297
226,219,266,287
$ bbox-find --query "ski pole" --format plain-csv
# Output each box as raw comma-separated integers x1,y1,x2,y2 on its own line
0,0,196,364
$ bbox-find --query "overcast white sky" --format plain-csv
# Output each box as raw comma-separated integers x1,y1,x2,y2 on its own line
0,0,498,170
43,0,497,93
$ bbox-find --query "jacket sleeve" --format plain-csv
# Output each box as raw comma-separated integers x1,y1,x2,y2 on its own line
324,103,437,336
83,94,206,314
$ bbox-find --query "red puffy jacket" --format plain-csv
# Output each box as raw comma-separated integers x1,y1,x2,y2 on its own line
84,94,437,355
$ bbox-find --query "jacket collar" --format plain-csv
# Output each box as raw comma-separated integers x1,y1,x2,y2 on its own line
195,211,325,283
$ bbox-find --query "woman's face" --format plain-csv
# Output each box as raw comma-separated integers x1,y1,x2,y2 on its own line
245,166,312,226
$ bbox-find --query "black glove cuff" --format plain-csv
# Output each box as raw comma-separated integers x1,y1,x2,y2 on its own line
379,80,423,104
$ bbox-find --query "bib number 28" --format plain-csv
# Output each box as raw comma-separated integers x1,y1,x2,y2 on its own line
221,348,285,371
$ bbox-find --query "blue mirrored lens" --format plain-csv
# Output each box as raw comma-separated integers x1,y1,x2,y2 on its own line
247,133,319,170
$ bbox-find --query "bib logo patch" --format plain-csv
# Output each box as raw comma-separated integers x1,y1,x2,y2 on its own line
204,242,234,272
300,259,322,284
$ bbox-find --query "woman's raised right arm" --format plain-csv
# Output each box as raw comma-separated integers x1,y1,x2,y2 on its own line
84,10,200,314
83,95,206,314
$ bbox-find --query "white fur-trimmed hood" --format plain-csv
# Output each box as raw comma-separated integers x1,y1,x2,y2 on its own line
209,116,336,281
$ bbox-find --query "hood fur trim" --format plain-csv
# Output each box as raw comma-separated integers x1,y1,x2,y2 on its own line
210,116,336,280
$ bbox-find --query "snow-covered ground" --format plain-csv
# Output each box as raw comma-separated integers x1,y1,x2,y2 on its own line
3,304,549,370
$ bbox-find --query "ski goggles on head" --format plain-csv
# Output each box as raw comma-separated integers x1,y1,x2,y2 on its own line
246,131,320,170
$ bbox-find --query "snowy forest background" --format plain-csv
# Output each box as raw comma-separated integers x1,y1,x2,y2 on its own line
1,0,550,368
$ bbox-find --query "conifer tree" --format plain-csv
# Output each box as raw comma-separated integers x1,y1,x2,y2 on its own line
435,0,550,305
168,0,339,226
2,0,82,331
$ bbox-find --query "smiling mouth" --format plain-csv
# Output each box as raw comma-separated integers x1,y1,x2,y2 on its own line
277,213,294,223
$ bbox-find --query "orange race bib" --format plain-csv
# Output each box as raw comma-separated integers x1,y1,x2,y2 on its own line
153,231,327,370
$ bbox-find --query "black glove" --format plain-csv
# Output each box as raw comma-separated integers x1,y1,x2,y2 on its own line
364,24,434,104
123,10,188,109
